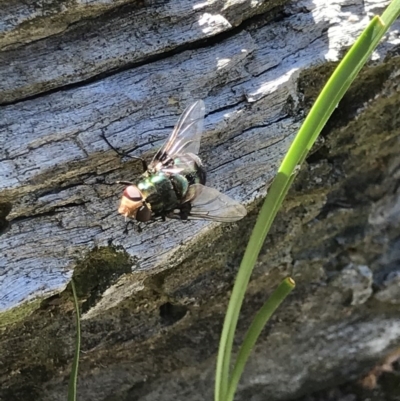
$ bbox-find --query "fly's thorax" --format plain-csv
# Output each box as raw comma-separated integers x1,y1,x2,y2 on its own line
169,173,189,200
139,173,180,214
149,172,168,184
137,177,156,198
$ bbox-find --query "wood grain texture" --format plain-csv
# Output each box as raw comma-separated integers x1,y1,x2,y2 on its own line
0,0,398,311
0,0,276,103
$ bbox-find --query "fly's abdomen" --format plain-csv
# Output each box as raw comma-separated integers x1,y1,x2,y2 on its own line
174,154,206,186
185,163,206,186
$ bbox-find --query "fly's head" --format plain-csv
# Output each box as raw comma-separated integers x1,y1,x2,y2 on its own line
118,185,152,222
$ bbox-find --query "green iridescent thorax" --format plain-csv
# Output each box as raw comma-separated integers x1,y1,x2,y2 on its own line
137,172,189,215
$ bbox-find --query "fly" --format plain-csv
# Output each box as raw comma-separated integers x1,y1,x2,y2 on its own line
103,100,247,227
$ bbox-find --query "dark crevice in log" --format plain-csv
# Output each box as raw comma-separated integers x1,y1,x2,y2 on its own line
0,202,12,235
159,302,188,326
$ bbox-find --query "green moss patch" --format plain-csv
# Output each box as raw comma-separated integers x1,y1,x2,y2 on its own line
71,246,133,313
0,298,42,328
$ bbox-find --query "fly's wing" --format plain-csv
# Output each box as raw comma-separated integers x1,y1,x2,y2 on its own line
182,184,247,222
161,153,202,175
150,100,205,170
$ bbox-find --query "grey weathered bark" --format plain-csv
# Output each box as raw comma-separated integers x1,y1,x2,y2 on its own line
1,0,400,400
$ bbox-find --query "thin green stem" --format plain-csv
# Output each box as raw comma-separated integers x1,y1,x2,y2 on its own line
68,279,81,401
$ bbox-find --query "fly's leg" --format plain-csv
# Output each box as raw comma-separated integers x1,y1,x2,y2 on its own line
123,220,134,234
166,203,191,221
100,132,148,172
123,221,131,235
121,212,169,235
179,202,192,221
151,213,167,223
122,220,143,234
166,214,182,221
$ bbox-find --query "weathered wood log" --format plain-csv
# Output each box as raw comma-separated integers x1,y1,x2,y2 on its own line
1,0,400,400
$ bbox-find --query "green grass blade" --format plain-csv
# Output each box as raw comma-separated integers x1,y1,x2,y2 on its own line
215,171,291,401
381,0,400,26
226,278,295,401
215,3,400,400
68,279,81,401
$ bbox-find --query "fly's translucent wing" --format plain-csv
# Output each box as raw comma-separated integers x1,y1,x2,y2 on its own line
182,184,247,222
161,153,202,175
150,100,205,168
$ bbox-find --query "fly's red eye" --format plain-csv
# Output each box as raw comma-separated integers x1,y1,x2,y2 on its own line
136,205,152,222
124,186,143,201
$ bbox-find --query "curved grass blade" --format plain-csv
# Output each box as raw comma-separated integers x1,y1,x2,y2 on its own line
215,3,400,400
226,278,295,401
